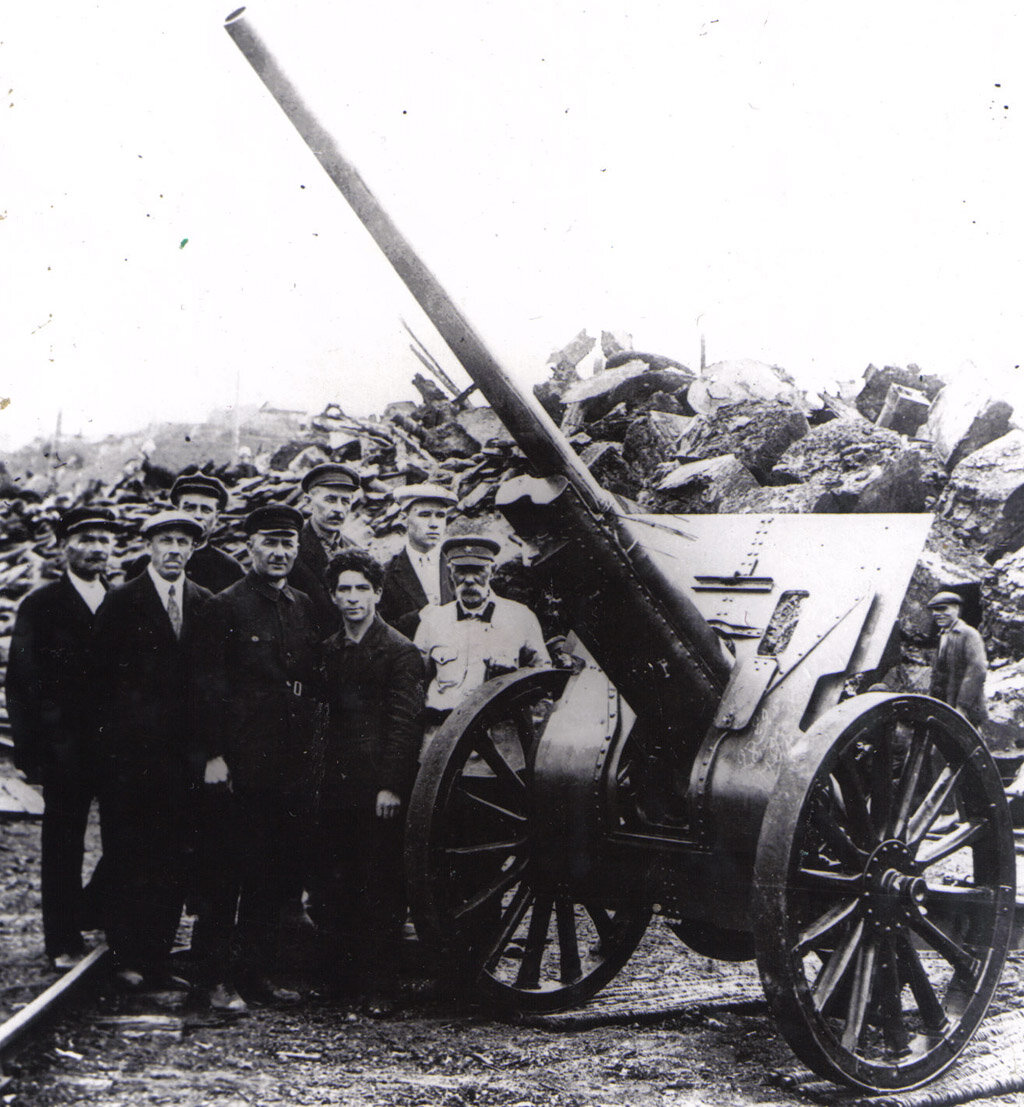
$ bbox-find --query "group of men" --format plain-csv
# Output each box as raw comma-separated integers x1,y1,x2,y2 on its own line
6,463,550,1017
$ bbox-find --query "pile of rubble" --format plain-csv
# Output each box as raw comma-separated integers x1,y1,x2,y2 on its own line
1,332,1021,744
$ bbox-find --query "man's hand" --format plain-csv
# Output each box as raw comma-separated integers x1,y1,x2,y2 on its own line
204,756,230,786
376,789,402,820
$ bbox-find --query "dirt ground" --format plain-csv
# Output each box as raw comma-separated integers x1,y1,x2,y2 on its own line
4,794,1024,1107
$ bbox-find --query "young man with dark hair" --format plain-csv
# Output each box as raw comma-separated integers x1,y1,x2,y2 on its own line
318,548,425,1016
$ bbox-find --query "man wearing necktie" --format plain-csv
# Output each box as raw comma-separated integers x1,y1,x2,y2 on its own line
290,462,360,638
414,536,550,726
6,506,120,970
93,510,211,989
379,483,458,638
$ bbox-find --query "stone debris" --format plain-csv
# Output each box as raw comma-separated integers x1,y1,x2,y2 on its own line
925,369,1016,469
875,383,932,437
854,363,946,423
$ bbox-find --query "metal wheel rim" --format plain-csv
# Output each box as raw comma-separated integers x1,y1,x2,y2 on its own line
753,693,1015,1092
406,667,651,1013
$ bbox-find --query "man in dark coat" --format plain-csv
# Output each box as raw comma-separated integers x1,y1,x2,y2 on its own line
318,548,424,1015
93,510,211,988
289,462,359,637
6,506,120,968
379,483,457,638
123,471,244,594
192,505,325,1009
927,590,989,728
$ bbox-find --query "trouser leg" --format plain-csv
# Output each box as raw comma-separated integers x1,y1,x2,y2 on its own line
191,785,243,985
41,774,92,957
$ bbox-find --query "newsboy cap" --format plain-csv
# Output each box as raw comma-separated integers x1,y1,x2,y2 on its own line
441,535,501,567
140,510,204,541
57,506,120,541
301,463,360,494
927,590,963,609
170,471,229,510
244,504,304,536
393,483,458,509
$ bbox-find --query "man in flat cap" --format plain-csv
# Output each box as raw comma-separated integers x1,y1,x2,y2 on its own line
414,536,550,724
379,484,457,638
927,590,989,728
6,506,120,969
123,470,244,594
290,463,360,636
192,505,325,1010
93,511,212,989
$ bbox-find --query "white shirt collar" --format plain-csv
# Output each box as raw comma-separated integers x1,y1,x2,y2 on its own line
147,563,185,610
67,570,105,614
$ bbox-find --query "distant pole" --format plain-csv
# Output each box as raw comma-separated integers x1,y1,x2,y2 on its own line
232,368,242,459
700,333,706,372
50,409,62,490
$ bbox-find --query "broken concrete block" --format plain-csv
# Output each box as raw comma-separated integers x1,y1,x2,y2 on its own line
675,400,809,483
622,411,694,478
984,658,1024,749
773,420,905,485
855,363,945,422
875,383,932,437
981,546,1024,663
854,449,929,513
925,374,1014,469
688,359,807,416
718,479,833,514
654,454,758,513
936,429,1024,560
455,407,515,450
579,441,640,499
562,362,694,422
547,330,597,376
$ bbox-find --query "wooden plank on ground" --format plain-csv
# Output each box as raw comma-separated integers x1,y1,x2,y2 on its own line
0,776,44,819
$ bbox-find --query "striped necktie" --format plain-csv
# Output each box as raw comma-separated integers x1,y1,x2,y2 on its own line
168,582,182,638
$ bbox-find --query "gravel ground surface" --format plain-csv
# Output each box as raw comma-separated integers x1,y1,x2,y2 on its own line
5,781,1024,1107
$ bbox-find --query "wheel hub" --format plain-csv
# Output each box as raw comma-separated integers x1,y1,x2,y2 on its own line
862,839,925,936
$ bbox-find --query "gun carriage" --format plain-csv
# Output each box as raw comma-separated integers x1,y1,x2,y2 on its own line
225,10,1016,1091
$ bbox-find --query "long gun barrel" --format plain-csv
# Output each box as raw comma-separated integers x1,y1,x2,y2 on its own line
224,8,732,732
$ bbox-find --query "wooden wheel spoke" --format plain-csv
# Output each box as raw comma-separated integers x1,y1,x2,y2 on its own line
812,918,864,1013
583,903,616,945
797,867,862,893
516,895,554,988
878,937,909,1055
870,724,895,838
482,885,533,973
472,730,527,796
833,759,874,850
841,939,878,1051
895,933,948,1033
809,803,867,870
893,729,931,839
915,819,988,867
453,856,529,922
445,837,526,859
457,783,526,825
907,910,980,978
906,766,963,846
795,898,860,954
555,899,583,984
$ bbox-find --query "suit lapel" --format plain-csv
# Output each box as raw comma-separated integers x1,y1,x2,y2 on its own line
396,549,427,610
138,572,177,645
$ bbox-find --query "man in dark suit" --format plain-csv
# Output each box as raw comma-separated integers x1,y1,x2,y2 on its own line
319,548,425,1016
93,510,211,989
193,505,325,1010
122,471,244,594
927,590,989,727
289,462,359,637
379,483,457,638
6,506,120,969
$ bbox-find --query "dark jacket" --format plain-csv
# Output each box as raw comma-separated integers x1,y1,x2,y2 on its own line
930,618,989,726
321,615,425,806
122,543,245,595
289,520,346,637
93,572,212,786
194,571,325,794
379,547,453,638
5,573,107,781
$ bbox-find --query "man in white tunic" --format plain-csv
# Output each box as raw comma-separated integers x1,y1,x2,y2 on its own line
414,536,549,724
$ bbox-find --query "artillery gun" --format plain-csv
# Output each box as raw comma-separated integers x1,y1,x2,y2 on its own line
225,10,1015,1091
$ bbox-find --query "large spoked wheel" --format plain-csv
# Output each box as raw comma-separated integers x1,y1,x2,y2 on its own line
406,668,651,1014
753,693,1015,1092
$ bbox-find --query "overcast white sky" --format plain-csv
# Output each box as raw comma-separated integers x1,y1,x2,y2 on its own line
2,1,1022,452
